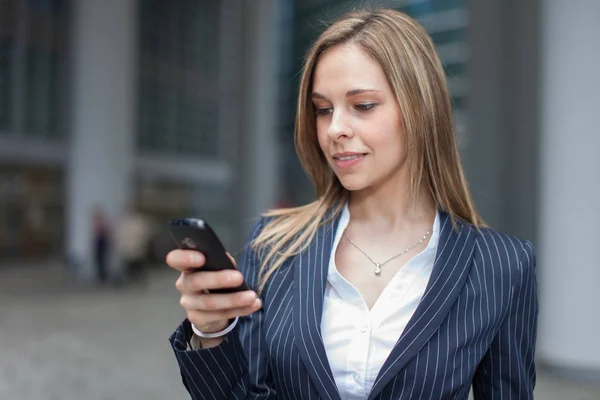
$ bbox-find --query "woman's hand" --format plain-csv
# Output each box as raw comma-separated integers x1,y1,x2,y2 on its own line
167,250,262,334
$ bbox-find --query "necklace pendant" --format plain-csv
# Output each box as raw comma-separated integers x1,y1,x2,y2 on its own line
374,263,381,275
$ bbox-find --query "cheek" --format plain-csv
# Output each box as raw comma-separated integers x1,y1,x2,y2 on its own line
316,121,329,150
366,122,406,160
365,125,401,148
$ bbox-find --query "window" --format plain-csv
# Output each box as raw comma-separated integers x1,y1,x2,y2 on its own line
0,0,68,139
137,0,221,157
0,163,64,258
0,0,15,131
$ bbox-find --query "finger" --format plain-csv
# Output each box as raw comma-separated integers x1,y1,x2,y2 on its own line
176,269,244,293
187,299,263,326
225,252,237,267
180,290,257,311
166,250,205,271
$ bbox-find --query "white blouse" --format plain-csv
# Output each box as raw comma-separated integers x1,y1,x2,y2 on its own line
320,204,440,399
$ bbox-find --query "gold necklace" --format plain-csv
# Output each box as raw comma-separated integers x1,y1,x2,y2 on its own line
344,229,432,275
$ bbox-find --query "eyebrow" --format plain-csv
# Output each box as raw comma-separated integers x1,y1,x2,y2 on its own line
310,89,381,99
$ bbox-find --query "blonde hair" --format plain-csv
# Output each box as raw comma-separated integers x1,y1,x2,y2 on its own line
252,8,483,293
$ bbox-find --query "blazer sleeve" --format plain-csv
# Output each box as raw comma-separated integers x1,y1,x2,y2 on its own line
472,240,539,399
169,217,278,399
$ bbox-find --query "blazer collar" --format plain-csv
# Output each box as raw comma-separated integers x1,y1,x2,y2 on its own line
292,207,342,400
292,207,476,400
368,212,476,399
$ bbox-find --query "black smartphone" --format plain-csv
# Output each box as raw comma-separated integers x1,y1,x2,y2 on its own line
169,218,248,293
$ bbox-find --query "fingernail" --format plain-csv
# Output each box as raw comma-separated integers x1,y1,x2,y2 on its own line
243,291,257,301
230,271,242,282
254,299,262,308
190,253,202,265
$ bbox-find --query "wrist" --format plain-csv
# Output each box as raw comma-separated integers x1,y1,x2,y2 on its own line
198,336,224,349
192,317,239,339
194,319,230,334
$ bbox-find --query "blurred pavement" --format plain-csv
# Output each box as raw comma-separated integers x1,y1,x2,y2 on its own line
0,262,599,400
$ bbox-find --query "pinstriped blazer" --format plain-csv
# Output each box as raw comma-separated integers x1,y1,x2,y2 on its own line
169,209,539,399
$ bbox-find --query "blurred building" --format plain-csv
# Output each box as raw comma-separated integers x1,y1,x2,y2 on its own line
0,0,598,384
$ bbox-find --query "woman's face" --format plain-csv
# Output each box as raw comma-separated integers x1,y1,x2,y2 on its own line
312,42,408,193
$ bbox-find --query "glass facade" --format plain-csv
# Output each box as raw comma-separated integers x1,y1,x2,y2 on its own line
0,37,10,131
137,0,221,157
0,0,16,131
136,0,238,249
0,163,64,258
0,0,69,259
0,0,470,259
0,0,68,139
134,176,238,254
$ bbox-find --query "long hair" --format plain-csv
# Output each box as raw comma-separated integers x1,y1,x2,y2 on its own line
252,9,483,294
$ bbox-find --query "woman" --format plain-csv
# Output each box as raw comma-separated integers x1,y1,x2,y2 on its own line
167,9,538,400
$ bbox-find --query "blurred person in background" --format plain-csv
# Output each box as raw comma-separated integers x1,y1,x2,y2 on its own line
91,206,110,283
115,205,152,285
165,9,538,400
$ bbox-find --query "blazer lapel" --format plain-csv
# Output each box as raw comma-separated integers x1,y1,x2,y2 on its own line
368,211,476,399
293,210,342,400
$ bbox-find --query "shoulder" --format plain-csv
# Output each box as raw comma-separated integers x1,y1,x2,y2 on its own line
469,224,536,286
248,215,268,239
247,201,333,250
244,210,290,240
458,223,538,322
470,222,536,283
473,226,534,262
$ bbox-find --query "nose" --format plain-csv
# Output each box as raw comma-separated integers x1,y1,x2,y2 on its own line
326,109,353,140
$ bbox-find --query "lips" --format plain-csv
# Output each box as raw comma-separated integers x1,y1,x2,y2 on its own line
332,152,367,160
331,152,367,169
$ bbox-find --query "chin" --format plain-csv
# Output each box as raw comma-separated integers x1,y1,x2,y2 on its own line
336,175,370,192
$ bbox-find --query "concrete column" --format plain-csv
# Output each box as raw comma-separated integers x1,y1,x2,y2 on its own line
66,0,137,281
538,0,600,377
236,0,280,236
466,0,541,241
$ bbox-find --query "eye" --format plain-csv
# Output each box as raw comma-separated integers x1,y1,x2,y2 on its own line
315,107,333,116
355,103,376,112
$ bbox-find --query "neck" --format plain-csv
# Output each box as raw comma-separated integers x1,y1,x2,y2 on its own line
347,178,436,233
